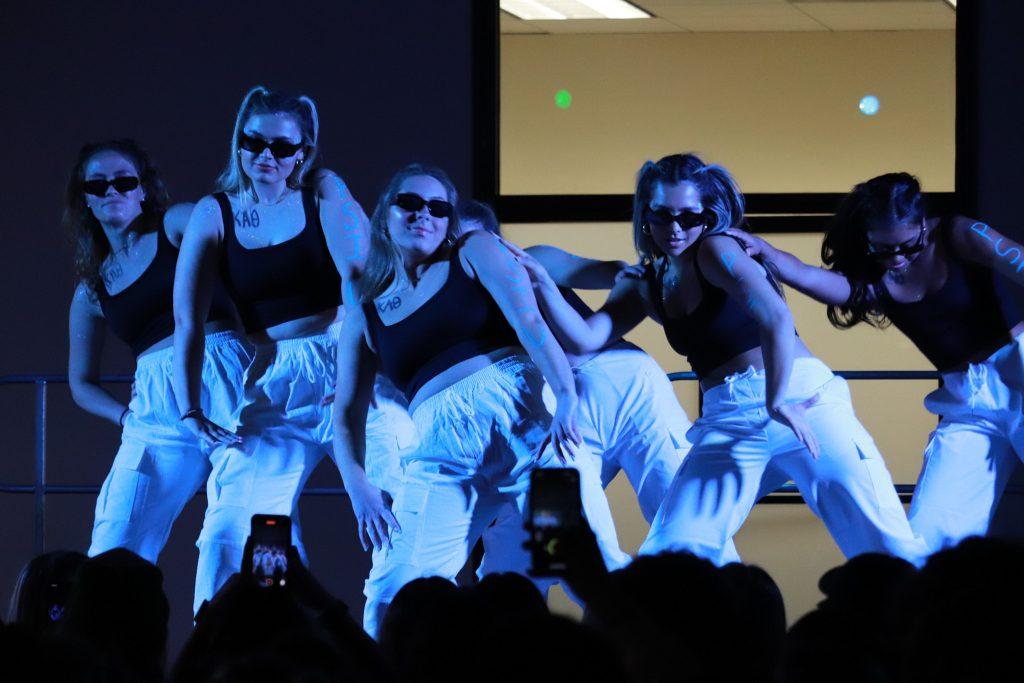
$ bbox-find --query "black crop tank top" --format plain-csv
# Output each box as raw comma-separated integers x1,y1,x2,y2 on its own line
875,216,1020,371
97,222,234,357
364,233,520,402
648,234,765,379
216,188,341,333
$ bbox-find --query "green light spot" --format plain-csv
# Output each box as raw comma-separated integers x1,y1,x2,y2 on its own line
555,89,572,109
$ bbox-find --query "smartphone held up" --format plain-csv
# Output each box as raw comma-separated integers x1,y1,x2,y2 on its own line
526,468,583,577
249,514,291,588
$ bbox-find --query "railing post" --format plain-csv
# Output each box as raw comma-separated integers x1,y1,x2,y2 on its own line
34,380,47,555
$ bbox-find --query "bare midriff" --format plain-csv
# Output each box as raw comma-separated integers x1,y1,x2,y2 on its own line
698,337,816,393
137,318,241,358
408,345,523,415
247,308,343,346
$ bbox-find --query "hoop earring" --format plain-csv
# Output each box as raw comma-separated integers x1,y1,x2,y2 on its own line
641,224,651,235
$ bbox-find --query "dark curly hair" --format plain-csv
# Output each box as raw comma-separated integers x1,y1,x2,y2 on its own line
822,172,927,329
63,139,169,295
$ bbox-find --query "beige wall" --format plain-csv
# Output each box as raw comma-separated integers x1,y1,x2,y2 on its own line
503,224,937,622
501,31,955,194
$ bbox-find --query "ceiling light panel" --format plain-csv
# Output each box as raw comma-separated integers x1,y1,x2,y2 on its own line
501,0,651,20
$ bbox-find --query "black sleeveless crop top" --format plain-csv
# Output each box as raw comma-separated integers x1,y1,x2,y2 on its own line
648,234,765,379
364,233,520,402
216,188,341,333
96,223,234,357
875,216,1020,371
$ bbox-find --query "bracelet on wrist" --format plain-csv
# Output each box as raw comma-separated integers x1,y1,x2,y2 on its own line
180,408,204,422
119,407,130,427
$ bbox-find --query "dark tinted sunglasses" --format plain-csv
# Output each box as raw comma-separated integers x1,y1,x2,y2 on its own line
239,133,303,159
645,207,715,230
393,193,453,218
82,176,140,197
866,225,927,259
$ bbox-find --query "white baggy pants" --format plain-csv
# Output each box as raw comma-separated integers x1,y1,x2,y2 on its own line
89,331,251,563
640,358,928,566
361,354,628,638
477,344,691,584
908,334,1024,552
193,327,337,613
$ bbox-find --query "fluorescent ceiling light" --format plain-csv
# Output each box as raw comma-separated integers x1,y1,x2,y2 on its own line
500,1,565,20
500,0,651,21
576,0,650,19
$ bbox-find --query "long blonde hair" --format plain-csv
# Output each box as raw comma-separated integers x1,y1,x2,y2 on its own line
360,164,461,302
216,85,321,198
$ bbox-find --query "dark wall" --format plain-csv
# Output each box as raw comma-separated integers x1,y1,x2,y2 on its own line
0,0,476,656
956,0,1024,536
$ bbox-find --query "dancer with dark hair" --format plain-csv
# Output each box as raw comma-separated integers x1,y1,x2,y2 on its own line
332,165,626,637
66,140,250,565
727,172,1024,552
504,154,926,565
173,86,372,611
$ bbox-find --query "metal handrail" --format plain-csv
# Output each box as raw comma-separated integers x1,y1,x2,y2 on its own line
0,369,978,554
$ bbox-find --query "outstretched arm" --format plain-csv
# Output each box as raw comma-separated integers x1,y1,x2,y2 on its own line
502,239,647,354
68,284,126,425
525,244,628,290
725,228,854,306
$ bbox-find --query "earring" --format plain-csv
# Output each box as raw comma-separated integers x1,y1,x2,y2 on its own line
296,158,304,166
642,224,651,235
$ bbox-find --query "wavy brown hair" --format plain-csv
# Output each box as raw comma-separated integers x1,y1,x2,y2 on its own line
63,139,169,294
361,164,461,302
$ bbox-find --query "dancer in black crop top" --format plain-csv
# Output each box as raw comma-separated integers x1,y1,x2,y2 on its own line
65,140,250,567
171,87,376,613
333,165,626,636
727,172,1024,552
509,154,926,567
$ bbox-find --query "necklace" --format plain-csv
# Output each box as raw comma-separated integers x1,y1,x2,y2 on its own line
248,186,296,206
885,267,926,302
110,231,139,257
659,260,682,307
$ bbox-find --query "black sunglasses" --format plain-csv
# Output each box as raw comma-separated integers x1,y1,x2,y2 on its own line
82,176,140,197
239,133,304,159
645,207,715,230
866,224,927,259
393,193,453,218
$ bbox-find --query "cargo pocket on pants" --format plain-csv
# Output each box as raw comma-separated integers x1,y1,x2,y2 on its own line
390,479,432,565
854,433,904,512
97,441,151,523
